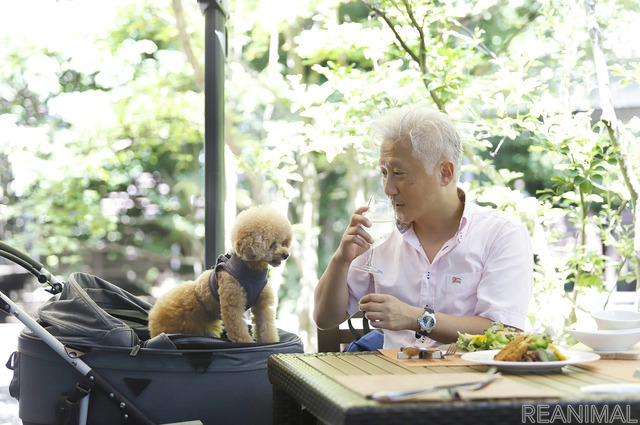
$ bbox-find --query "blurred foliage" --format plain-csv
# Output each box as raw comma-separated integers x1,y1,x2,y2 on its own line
1,0,639,342
0,1,206,293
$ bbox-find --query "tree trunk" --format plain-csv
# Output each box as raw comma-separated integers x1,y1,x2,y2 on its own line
584,0,640,307
292,153,320,352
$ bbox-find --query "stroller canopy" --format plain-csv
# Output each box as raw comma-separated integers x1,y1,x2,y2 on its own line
28,272,151,348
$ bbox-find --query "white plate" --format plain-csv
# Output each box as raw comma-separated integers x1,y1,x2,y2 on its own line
461,350,600,373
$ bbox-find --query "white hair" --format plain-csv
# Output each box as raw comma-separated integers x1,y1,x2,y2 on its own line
371,103,463,182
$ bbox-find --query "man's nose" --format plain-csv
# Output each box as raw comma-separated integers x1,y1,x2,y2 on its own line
383,175,398,196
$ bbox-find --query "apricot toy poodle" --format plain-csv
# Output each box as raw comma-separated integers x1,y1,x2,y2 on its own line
148,205,293,343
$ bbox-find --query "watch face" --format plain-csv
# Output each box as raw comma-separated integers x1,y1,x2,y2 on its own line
425,316,435,328
419,314,435,330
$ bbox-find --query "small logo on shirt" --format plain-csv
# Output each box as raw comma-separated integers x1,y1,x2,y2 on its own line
451,276,462,285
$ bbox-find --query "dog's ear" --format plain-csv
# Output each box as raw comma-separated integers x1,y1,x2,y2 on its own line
234,236,249,257
233,229,263,260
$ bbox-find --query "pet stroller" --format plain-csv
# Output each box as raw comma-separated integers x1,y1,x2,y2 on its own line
0,242,304,425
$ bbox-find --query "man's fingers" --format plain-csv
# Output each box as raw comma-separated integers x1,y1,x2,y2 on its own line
360,293,389,304
348,233,369,248
355,205,370,215
359,298,386,314
347,224,373,245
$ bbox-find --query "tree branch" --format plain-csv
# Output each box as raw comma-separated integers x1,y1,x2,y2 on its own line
400,0,425,62
496,7,540,57
171,0,204,91
360,0,445,111
584,0,640,284
361,1,420,64
471,6,540,75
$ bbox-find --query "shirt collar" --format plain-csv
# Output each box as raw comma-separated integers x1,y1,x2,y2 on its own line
457,188,469,241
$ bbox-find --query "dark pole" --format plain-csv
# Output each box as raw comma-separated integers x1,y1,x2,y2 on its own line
198,0,227,268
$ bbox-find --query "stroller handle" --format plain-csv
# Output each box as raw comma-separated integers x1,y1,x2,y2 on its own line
0,241,45,269
0,241,63,294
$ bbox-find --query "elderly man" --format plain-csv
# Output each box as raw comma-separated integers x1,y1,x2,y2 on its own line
314,103,533,349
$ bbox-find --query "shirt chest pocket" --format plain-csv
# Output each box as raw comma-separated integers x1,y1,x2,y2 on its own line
444,271,482,314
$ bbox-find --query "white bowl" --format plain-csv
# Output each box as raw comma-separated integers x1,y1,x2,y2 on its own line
569,328,640,351
592,310,640,330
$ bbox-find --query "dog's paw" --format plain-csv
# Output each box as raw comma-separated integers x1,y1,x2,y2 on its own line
230,335,255,343
256,328,279,343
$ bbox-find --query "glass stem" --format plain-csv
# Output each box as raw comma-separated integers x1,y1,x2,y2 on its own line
365,248,374,267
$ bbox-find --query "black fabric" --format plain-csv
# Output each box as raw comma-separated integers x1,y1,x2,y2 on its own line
208,253,269,310
55,377,93,425
31,273,152,348
123,378,152,397
348,315,371,340
24,271,281,351
7,351,20,399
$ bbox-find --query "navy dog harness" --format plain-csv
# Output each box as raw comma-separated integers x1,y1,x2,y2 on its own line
208,253,269,310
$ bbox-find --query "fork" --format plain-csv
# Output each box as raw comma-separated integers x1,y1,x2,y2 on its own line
444,342,457,357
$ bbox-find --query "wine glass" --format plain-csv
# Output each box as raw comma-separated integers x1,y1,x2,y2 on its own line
352,196,396,274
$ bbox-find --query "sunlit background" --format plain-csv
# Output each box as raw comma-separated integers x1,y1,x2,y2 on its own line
2,0,640,421
1,0,640,380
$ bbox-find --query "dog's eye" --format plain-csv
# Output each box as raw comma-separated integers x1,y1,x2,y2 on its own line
270,242,277,249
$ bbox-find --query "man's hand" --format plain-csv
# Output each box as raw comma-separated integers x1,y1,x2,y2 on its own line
334,206,374,265
358,293,423,332
314,204,375,330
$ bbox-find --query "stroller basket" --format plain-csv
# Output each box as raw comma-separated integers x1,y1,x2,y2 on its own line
1,242,304,425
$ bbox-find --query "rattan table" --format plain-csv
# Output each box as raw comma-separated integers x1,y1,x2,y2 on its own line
268,351,640,425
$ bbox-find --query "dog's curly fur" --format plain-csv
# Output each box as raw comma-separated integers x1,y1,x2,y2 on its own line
148,205,293,343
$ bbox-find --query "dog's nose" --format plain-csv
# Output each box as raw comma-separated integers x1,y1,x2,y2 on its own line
281,253,289,260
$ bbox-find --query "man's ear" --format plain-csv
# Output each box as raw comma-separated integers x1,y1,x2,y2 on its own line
439,160,455,186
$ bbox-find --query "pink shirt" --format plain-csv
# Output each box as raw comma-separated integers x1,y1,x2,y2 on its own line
347,193,534,349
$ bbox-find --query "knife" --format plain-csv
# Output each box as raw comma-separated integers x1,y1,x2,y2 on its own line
366,367,499,401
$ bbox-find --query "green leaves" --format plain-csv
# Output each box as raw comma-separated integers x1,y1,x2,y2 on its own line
1,0,639,338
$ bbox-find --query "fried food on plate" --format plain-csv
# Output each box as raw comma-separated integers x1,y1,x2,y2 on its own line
494,335,534,361
493,333,567,362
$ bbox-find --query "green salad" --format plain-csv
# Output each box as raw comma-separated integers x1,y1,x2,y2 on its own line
456,322,519,352
525,334,566,362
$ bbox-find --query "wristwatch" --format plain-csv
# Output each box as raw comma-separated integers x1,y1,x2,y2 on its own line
415,307,437,339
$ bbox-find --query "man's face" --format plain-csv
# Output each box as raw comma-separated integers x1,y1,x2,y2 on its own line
378,139,440,224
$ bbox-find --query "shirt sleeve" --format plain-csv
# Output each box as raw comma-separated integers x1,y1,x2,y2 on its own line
474,220,534,330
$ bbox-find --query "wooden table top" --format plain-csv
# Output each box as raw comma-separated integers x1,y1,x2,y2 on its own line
268,351,640,425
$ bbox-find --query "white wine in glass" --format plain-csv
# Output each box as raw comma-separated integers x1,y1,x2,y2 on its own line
367,219,395,248
352,196,396,274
